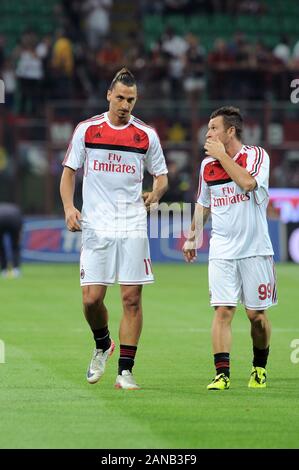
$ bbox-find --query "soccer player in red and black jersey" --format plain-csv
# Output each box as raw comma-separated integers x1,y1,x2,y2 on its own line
60,68,168,389
183,106,277,390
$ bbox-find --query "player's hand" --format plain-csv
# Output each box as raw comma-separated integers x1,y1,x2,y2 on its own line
182,239,197,263
204,137,226,161
142,192,159,212
64,206,82,232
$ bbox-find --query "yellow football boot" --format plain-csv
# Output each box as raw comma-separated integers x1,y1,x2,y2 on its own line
207,373,230,390
248,366,267,388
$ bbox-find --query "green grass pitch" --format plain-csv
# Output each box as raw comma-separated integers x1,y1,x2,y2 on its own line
0,263,298,449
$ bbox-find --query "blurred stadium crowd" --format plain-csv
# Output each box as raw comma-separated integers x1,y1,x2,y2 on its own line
2,0,299,109
0,0,299,211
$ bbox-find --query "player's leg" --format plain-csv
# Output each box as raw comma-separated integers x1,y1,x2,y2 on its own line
207,259,240,390
82,284,109,333
115,232,153,389
119,284,143,346
239,256,277,388
207,306,236,390
246,308,271,351
82,284,115,384
114,284,142,390
9,223,22,277
80,230,117,384
246,308,270,388
0,227,8,276
212,306,236,354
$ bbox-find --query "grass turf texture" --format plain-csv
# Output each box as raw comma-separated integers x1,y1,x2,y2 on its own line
0,263,298,449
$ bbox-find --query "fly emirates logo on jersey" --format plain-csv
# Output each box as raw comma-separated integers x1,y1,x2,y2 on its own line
213,186,250,208
93,153,136,174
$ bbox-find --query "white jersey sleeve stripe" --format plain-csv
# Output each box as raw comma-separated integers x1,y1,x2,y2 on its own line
248,146,259,175
251,147,264,177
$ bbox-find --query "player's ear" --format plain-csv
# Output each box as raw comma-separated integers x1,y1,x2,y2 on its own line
228,126,235,138
107,89,112,102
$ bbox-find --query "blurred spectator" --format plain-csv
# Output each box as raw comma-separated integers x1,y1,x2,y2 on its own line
1,60,16,110
165,160,191,202
228,31,247,56
183,33,206,102
149,38,168,77
94,39,123,95
36,35,53,103
36,35,53,63
141,0,240,14
161,27,188,99
14,31,44,115
210,0,239,14
0,203,23,279
208,38,234,99
123,34,147,74
272,159,299,188
238,0,267,15
167,122,187,142
51,29,74,100
273,35,291,66
61,0,83,39
256,41,286,100
140,0,165,14
0,35,5,73
0,1,297,109
96,39,123,72
272,159,290,188
293,39,299,58
291,39,299,69
164,0,193,14
82,0,113,50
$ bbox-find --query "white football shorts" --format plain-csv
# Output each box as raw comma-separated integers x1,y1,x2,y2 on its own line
208,256,277,310
80,229,154,286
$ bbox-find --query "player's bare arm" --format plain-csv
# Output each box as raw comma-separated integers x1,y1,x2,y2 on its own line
204,137,256,192
142,174,168,211
183,204,211,263
60,166,82,232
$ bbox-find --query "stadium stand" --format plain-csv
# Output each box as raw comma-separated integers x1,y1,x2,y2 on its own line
0,0,58,51
1,0,299,213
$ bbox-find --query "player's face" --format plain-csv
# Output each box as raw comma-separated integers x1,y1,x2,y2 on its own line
107,83,137,124
206,116,231,145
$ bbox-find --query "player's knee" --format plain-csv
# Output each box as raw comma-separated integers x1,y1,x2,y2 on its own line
250,312,266,330
122,293,141,315
82,291,104,310
215,306,234,323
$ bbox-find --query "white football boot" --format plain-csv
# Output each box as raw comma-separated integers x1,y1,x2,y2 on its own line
87,340,115,384
114,370,140,390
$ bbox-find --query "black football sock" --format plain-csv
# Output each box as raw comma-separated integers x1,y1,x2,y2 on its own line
253,346,269,368
214,352,230,378
118,345,137,374
92,326,111,351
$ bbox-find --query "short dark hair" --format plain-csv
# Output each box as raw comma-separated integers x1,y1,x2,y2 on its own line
109,67,136,90
210,106,243,140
